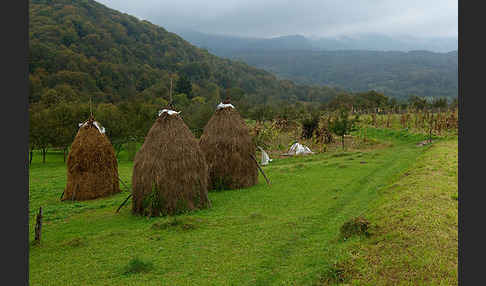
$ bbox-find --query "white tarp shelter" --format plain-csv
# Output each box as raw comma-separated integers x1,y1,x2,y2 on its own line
258,146,272,166
287,142,313,155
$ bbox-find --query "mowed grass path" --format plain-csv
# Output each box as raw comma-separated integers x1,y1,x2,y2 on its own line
29,129,438,285
336,139,458,285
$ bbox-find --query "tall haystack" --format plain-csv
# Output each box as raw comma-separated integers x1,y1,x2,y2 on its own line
62,116,120,201
131,109,211,216
199,101,258,190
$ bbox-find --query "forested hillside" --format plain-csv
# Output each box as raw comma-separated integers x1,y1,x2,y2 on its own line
173,29,457,100
29,0,342,106
227,50,458,99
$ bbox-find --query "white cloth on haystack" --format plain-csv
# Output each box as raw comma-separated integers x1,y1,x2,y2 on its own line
288,142,313,155
158,109,181,116
78,121,105,134
258,146,272,166
216,103,235,110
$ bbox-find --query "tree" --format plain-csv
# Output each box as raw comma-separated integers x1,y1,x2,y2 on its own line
431,97,448,109
96,103,129,157
49,102,79,162
53,84,78,102
408,95,427,111
180,62,211,83
301,112,320,139
29,104,56,164
191,96,206,105
329,108,359,150
173,93,190,109
226,87,245,101
39,89,61,107
174,74,193,99
450,97,458,109
327,93,354,110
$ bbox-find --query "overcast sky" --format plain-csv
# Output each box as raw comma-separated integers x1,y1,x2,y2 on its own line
96,0,457,39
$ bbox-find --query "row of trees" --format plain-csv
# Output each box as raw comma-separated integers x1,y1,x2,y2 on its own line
28,84,250,164
29,88,458,164
324,91,457,113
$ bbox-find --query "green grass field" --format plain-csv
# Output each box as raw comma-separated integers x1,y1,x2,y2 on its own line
28,129,457,285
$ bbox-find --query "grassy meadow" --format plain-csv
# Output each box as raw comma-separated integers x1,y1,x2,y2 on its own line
28,128,457,285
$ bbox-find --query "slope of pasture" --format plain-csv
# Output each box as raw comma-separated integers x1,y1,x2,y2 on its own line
331,139,458,285
29,129,432,285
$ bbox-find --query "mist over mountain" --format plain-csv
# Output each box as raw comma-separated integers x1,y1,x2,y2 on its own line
171,28,457,54
309,34,457,53
169,28,314,55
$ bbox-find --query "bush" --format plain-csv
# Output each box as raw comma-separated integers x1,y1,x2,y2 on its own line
251,123,279,150
340,216,370,239
301,114,320,139
122,257,153,275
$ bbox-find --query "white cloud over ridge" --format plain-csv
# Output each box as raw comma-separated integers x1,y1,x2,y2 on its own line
97,0,457,39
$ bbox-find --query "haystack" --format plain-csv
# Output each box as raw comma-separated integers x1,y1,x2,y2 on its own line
199,101,258,190
62,116,120,201
131,109,211,216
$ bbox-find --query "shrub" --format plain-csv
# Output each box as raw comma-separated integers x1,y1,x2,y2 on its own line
340,216,370,239
122,257,153,275
301,114,320,139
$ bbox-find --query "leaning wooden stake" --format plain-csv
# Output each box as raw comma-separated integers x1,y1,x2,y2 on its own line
115,176,133,213
250,154,271,185
34,207,43,244
116,194,132,213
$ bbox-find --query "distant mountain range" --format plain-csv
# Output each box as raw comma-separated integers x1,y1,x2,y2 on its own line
228,49,458,99
170,28,458,54
167,28,458,99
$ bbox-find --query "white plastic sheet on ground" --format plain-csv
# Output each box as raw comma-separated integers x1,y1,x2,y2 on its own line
158,109,181,116
258,146,272,166
78,121,105,134
288,142,313,155
216,102,235,110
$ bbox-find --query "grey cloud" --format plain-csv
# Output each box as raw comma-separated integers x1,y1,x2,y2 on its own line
96,0,457,38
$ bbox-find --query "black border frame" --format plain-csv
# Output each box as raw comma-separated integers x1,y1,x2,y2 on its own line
10,1,469,285
3,0,29,285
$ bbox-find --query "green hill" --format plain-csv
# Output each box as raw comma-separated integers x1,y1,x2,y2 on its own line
29,0,341,106
227,49,458,100
172,29,457,100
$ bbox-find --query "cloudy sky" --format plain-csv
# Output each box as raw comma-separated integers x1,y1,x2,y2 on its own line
96,0,457,39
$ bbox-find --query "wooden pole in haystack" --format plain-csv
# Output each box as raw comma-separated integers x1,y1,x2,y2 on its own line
250,154,271,185
34,207,43,244
169,76,173,107
90,96,93,117
115,176,132,213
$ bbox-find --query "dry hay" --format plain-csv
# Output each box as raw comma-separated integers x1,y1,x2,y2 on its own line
199,106,258,190
131,112,211,216
62,118,120,201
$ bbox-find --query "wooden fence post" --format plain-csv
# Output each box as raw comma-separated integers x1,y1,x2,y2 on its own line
34,207,42,244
